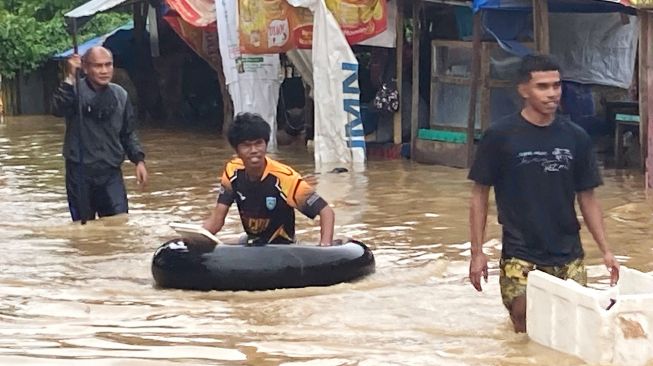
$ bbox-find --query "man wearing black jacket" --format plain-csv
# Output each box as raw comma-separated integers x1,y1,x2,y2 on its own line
51,46,147,222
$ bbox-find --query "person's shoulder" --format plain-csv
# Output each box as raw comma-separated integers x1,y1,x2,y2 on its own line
489,113,522,131
223,157,245,178
481,113,521,140
267,158,300,178
267,158,303,194
108,83,128,99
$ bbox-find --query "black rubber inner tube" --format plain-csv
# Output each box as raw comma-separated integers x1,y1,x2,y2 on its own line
152,239,376,291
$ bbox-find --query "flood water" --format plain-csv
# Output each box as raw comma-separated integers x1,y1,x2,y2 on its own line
1,116,652,365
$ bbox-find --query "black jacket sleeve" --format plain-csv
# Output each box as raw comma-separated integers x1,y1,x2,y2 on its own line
50,82,76,118
120,100,145,164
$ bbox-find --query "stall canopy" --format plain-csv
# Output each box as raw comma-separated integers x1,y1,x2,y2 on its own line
64,0,143,29
473,0,636,13
52,22,134,60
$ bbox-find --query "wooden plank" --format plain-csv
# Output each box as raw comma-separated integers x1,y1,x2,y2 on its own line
533,0,550,54
431,39,475,49
465,12,482,167
429,125,481,133
393,0,405,144
410,0,421,158
430,56,439,129
431,75,471,85
648,12,653,180
488,80,513,88
641,11,652,177
414,139,475,168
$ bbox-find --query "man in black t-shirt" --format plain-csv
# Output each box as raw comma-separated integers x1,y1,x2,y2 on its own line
467,55,620,333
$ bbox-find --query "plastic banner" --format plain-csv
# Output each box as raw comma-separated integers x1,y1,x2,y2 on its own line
550,13,638,89
215,0,281,151
163,15,221,71
166,0,216,27
239,0,387,54
287,0,366,167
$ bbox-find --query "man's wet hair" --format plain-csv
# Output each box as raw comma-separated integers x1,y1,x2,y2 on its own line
517,54,561,84
228,113,271,149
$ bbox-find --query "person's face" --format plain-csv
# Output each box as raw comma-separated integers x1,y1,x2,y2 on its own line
83,50,114,87
518,70,562,116
236,139,267,169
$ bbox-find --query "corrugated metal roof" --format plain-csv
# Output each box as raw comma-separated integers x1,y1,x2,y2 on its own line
64,0,137,19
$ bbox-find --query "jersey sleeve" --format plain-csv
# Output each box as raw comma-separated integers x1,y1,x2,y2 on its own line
574,129,603,192
290,178,328,219
468,128,502,186
216,170,235,206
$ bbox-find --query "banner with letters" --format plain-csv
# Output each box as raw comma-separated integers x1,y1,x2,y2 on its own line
287,0,366,167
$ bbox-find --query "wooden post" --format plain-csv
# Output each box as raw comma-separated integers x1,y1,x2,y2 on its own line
410,0,421,159
216,51,233,134
393,0,404,145
533,0,550,54
640,10,653,182
466,12,482,168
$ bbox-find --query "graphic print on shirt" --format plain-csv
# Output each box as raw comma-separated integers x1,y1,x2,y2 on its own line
517,148,573,172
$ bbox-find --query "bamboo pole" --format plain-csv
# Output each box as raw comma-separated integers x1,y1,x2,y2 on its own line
466,12,482,168
410,0,421,159
533,0,550,54
393,0,404,145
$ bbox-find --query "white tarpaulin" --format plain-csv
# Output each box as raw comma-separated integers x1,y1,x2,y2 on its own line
215,0,281,151
287,0,366,168
550,13,639,89
65,0,130,18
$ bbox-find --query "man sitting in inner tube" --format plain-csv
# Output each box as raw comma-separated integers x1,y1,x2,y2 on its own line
202,112,336,246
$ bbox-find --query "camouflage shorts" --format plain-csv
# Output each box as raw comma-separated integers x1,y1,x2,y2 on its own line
499,257,587,309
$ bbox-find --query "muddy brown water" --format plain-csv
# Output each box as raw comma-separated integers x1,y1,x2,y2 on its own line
0,116,652,365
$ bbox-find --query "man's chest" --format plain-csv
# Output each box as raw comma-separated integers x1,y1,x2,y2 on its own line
501,132,578,175
232,177,288,213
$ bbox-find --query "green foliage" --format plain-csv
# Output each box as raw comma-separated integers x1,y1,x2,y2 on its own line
0,0,131,78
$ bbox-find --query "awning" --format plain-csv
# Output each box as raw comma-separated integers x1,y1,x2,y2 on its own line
473,0,636,13
64,0,137,19
52,22,134,60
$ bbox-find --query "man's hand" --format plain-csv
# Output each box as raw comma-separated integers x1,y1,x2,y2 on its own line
65,54,82,84
469,252,489,291
135,161,148,189
603,251,620,286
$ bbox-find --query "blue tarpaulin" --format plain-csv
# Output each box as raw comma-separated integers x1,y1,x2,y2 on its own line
52,21,134,60
473,0,635,13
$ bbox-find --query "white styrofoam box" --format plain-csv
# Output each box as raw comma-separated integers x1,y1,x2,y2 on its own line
527,266,653,365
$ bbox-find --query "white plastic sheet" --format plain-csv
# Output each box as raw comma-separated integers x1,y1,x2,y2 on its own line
215,0,281,151
287,0,366,169
550,13,639,89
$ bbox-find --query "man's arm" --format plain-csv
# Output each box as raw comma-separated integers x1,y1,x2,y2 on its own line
469,183,491,291
203,203,231,234
119,99,148,187
120,100,145,165
317,205,335,246
51,55,80,118
577,189,620,285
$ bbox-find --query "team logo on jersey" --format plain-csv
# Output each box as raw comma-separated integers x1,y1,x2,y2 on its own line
266,196,277,210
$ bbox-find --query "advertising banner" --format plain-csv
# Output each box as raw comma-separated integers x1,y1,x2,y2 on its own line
287,0,366,167
239,0,387,54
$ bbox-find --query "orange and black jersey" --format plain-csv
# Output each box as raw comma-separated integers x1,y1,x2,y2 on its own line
217,157,328,244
